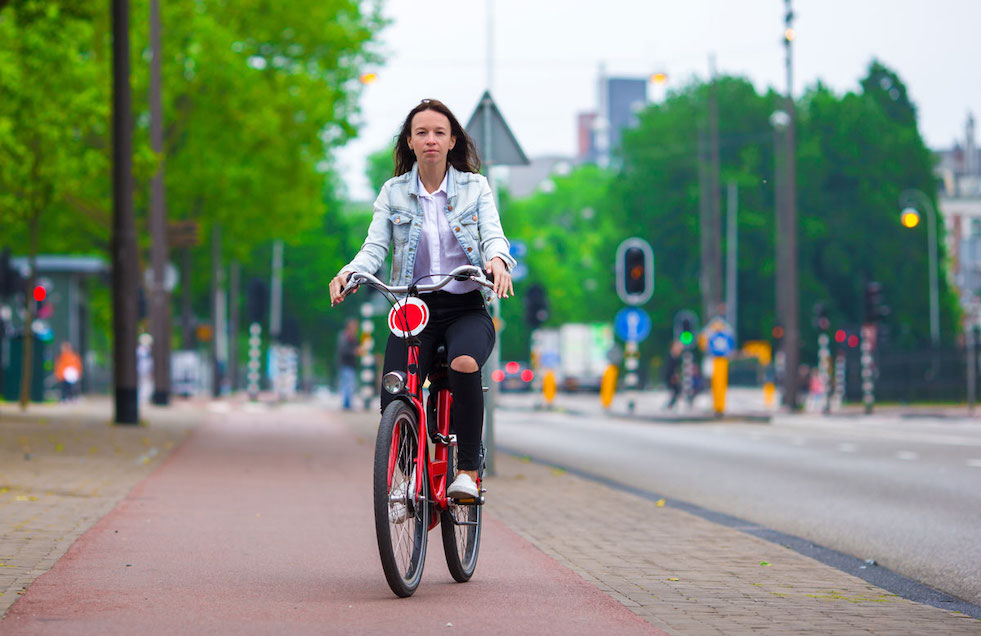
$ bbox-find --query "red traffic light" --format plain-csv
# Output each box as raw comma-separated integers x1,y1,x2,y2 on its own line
834,329,846,343
33,285,46,302
848,334,859,348
772,325,784,339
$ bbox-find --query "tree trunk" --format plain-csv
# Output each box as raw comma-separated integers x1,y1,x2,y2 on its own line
19,208,40,410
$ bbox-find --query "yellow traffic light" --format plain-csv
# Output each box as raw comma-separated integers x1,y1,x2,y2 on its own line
784,28,796,42
901,208,920,228
650,72,668,85
359,72,378,85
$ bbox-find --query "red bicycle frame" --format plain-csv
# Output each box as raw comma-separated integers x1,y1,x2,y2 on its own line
384,338,458,530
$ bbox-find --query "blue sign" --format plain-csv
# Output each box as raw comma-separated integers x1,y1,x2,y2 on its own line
708,331,735,356
509,240,527,259
614,307,652,342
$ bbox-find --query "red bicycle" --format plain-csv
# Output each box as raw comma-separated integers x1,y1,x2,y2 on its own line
338,265,493,597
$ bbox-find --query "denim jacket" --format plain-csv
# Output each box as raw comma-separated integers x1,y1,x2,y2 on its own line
340,163,517,301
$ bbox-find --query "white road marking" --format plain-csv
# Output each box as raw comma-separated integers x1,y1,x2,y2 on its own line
837,442,858,453
896,451,919,461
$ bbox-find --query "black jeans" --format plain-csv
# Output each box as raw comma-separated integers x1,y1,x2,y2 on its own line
380,290,495,470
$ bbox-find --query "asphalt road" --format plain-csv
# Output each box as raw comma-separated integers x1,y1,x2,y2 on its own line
495,403,981,606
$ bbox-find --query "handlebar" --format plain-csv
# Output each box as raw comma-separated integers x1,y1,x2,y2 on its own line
337,265,495,303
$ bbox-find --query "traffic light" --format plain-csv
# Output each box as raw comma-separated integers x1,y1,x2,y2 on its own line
812,302,830,331
678,317,694,347
673,310,698,349
864,281,889,323
616,238,653,305
33,283,48,318
524,283,549,329
0,247,24,299
623,247,646,295
247,277,268,325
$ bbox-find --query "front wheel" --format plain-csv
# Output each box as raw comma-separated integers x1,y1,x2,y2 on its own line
440,443,482,582
374,400,429,597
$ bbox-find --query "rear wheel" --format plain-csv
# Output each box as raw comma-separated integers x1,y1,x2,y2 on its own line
374,400,429,597
440,442,482,582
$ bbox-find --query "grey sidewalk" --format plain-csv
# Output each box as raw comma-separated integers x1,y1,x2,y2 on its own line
341,405,981,634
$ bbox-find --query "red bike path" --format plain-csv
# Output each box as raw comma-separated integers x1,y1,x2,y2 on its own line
2,405,660,635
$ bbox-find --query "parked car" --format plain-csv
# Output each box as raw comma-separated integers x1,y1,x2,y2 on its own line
493,361,534,392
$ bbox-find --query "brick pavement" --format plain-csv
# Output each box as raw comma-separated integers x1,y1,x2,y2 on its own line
486,452,981,635
0,399,198,618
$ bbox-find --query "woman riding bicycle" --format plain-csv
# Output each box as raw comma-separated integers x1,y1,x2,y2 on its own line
329,98,515,500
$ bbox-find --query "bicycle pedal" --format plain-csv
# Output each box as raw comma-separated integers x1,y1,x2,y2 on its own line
452,495,486,505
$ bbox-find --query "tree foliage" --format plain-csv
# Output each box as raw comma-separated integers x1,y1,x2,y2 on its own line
0,0,385,381
498,61,955,368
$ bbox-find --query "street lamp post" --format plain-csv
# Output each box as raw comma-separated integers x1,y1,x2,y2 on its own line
899,189,940,348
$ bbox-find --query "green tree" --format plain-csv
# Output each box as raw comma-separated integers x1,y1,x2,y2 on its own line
497,164,618,360
0,1,108,406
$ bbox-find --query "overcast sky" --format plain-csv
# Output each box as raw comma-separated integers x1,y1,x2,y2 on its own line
335,0,981,200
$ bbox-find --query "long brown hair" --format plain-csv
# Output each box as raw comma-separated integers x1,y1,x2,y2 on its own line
393,99,481,176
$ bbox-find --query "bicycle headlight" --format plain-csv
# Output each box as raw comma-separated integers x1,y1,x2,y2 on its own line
383,370,407,395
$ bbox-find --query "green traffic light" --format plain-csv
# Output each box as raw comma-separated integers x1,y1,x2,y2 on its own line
680,331,693,346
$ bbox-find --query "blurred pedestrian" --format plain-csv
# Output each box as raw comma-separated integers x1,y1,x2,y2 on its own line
329,98,516,499
337,318,360,410
663,341,683,409
54,341,82,402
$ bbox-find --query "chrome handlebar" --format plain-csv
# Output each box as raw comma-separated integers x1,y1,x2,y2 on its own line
339,265,494,301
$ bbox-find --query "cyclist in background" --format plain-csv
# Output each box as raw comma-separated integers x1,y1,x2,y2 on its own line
329,99,515,499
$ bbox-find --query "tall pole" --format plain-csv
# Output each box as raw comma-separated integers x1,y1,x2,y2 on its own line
148,0,171,405
780,0,800,410
112,0,139,424
228,260,239,392
270,240,283,399
698,125,711,321
899,189,940,348
211,224,226,397
181,247,193,348
726,181,738,339
708,55,722,317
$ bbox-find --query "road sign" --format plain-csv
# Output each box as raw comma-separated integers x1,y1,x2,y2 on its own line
465,91,529,166
708,331,735,357
509,240,527,259
704,317,735,356
167,220,199,248
614,307,652,342
511,263,528,281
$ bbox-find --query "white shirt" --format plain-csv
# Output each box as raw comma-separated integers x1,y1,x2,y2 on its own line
414,172,477,294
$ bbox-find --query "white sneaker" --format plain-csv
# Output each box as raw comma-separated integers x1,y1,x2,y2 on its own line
389,470,415,524
446,473,479,499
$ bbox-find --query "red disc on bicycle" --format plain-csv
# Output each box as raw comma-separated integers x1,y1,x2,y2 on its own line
388,297,429,337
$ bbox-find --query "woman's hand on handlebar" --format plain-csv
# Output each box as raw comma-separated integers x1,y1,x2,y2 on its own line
486,257,512,299
329,271,355,306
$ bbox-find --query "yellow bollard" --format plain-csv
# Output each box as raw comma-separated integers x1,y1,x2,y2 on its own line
763,382,775,407
711,357,729,415
600,364,618,410
542,370,557,408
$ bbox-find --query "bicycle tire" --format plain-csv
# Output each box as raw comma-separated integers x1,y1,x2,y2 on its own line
440,443,482,582
374,400,429,597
